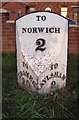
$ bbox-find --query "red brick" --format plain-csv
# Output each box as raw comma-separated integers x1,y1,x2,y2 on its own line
1,2,79,54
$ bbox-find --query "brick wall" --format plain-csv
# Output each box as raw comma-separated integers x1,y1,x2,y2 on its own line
69,27,79,55
2,13,16,53
2,2,28,21
30,2,78,19
1,13,79,55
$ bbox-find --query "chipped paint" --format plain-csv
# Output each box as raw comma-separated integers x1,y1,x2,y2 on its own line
16,12,68,94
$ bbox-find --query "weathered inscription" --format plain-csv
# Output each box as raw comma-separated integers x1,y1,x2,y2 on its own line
40,71,66,88
18,70,38,89
16,12,68,93
18,60,38,89
23,61,28,69
18,61,66,90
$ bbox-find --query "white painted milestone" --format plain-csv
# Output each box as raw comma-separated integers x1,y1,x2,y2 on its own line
16,12,68,94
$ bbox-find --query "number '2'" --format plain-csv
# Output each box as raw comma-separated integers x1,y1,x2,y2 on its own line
35,38,46,52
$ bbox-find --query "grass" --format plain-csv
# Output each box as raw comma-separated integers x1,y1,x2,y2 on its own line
2,54,79,119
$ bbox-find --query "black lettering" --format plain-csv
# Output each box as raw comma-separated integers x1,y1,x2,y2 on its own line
27,28,32,33
22,77,25,85
36,15,46,21
26,80,30,87
46,27,49,33
45,75,49,80
41,15,46,21
23,62,28,69
55,28,60,33
36,15,41,21
59,73,62,78
54,63,58,69
32,81,35,84
51,81,56,86
45,75,52,81
22,27,61,34
35,38,46,51
42,79,46,83
54,72,59,77
32,81,38,88
33,27,37,33
51,73,54,77
18,71,22,78
23,70,26,76
40,83,45,88
38,27,44,33
29,75,33,80
26,72,29,78
22,28,27,33
51,64,54,70
62,74,66,80
49,27,54,33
